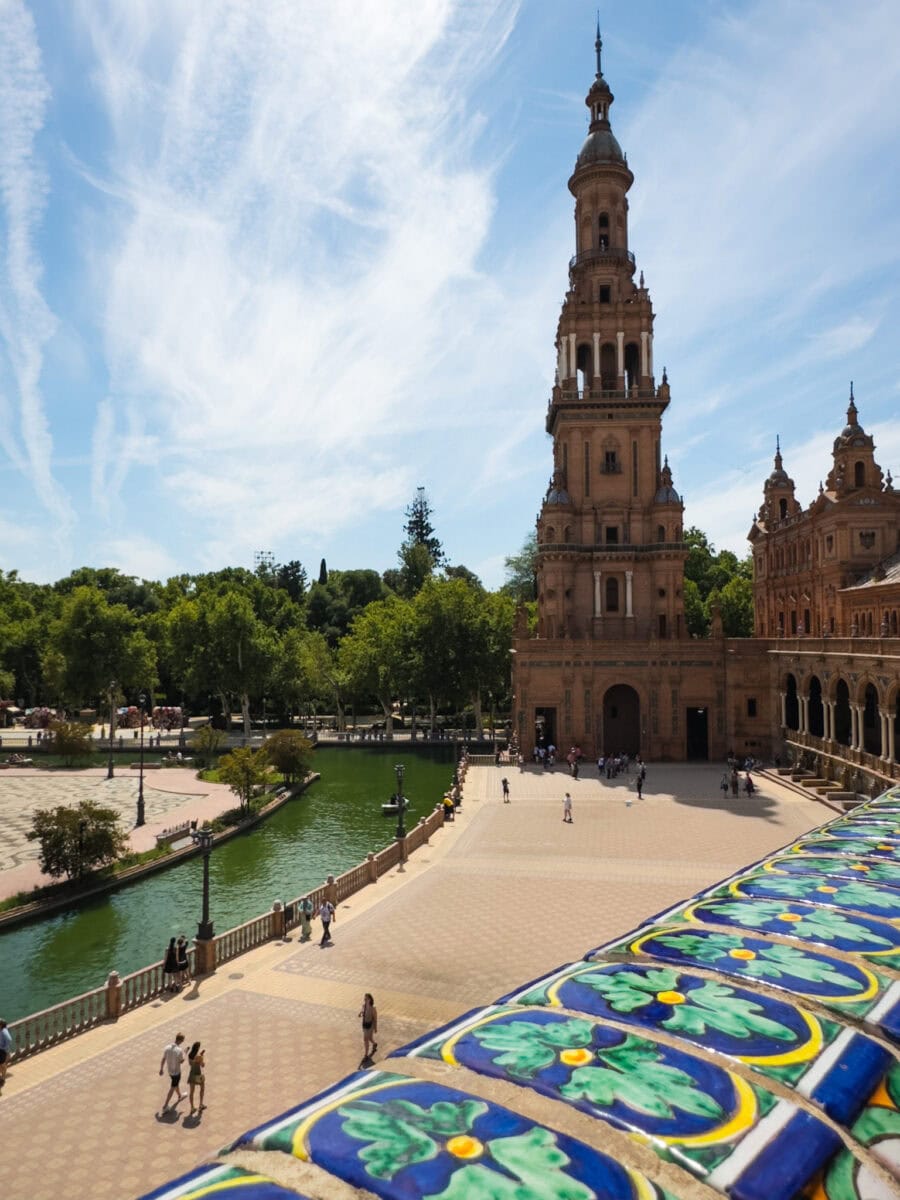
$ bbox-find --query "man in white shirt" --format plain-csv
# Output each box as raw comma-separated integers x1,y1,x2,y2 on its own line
159,1032,187,1110
319,899,336,946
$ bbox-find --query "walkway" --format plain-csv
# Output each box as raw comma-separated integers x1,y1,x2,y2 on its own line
0,768,236,899
0,763,827,1200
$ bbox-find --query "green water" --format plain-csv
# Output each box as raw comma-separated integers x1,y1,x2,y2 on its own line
0,745,456,1023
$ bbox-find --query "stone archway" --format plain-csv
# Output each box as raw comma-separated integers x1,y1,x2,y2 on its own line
602,684,641,755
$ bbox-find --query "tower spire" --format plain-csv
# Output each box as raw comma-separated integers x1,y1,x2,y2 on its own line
595,14,603,78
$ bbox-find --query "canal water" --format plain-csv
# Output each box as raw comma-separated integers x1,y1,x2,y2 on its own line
0,744,457,1023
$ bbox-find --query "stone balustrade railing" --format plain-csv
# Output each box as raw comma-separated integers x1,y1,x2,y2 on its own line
9,803,449,1063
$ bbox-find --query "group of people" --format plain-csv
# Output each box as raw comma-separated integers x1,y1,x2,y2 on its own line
297,896,337,946
159,1032,206,1115
722,752,756,798
598,752,635,779
162,936,192,992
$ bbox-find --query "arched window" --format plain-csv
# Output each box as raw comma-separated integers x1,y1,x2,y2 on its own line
624,342,640,391
598,212,609,250
600,342,617,390
779,498,787,520
854,461,865,487
657,525,666,543
576,342,593,393
605,577,619,613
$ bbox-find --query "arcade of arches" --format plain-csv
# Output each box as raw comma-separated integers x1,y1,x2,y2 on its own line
511,43,900,791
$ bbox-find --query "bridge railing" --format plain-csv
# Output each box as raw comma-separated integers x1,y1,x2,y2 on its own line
9,802,451,1062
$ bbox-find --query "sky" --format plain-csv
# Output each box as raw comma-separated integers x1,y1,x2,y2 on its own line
1,0,899,589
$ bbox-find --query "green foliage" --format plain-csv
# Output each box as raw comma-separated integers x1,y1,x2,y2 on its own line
217,745,271,811
26,799,127,880
404,486,444,565
502,532,538,602
47,719,95,765
190,723,226,767
339,1097,487,1180
683,527,753,637
264,730,313,783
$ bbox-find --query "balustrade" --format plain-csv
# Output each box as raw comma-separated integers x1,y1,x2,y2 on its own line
10,788,454,1061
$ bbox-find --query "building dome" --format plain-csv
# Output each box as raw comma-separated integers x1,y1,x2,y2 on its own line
576,127,625,168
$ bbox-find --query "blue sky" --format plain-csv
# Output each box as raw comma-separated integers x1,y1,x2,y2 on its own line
1,0,898,588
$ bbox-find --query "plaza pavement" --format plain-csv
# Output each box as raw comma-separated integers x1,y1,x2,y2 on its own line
0,768,236,899
0,762,830,1200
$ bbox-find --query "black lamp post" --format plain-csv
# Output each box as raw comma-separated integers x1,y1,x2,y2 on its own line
107,680,117,780
193,825,215,940
136,691,146,827
393,762,406,839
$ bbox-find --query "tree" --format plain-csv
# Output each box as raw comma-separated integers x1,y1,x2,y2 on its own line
276,560,308,603
683,579,708,638
318,559,328,585
217,746,271,812
502,532,538,602
26,799,127,881
303,632,349,730
190,723,225,767
339,596,412,734
396,540,435,598
714,575,755,637
443,564,483,589
264,730,314,784
46,719,95,765
404,486,444,565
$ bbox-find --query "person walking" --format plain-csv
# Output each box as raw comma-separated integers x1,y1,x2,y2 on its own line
0,1019,12,1086
359,993,378,1060
176,935,190,988
299,896,314,942
319,898,336,946
636,773,643,800
501,777,510,803
163,937,179,993
187,1042,206,1114
562,792,573,823
159,1032,187,1110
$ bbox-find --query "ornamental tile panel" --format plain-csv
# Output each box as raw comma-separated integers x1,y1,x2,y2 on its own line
504,961,893,1126
761,854,900,889
707,870,900,920
141,1164,311,1200
226,1070,684,1200
596,925,900,1043
404,1004,844,1197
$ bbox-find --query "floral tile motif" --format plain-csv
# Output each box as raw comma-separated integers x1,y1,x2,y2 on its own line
672,897,900,971
504,961,893,1125
140,1164,309,1200
788,836,900,862
228,1070,684,1200
405,1005,844,1197
762,855,900,889
709,871,900,921
817,822,900,843
848,1060,900,1180
598,925,900,1043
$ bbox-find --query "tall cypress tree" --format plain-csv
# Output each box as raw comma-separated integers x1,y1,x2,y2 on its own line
404,487,444,565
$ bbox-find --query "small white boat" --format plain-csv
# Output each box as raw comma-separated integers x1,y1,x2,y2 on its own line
381,794,410,815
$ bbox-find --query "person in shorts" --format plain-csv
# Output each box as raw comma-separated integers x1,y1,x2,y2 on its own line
159,1032,187,1110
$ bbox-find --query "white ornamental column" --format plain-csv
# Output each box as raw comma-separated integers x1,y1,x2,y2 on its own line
593,571,602,617
616,331,624,380
557,340,566,380
593,333,601,380
799,696,809,735
625,571,634,618
568,333,577,384
640,331,649,377
850,705,860,750
879,710,889,760
823,701,833,741
888,711,897,763
779,691,787,727
647,333,654,379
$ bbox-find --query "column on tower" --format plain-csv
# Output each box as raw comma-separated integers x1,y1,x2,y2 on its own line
593,571,602,617
616,332,624,384
625,570,634,618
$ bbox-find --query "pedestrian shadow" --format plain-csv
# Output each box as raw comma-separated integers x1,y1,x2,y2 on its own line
672,792,780,822
155,1107,181,1124
182,1111,203,1128
181,981,202,1002
359,1055,374,1070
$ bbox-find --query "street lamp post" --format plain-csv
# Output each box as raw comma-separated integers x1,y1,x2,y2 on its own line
394,762,406,871
193,826,215,941
107,680,117,780
136,692,146,827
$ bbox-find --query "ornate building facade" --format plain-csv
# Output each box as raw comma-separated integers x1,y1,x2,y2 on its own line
511,34,900,790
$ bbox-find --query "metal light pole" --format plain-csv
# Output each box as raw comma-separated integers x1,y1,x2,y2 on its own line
136,692,146,827
193,826,215,941
107,680,117,780
394,762,406,871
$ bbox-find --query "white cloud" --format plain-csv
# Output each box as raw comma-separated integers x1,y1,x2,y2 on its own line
0,0,71,534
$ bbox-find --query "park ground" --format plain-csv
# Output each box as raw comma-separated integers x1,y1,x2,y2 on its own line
0,761,829,1200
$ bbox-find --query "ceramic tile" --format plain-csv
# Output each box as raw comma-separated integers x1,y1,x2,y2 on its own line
140,1164,310,1200
405,1004,844,1197
707,871,900,921
848,1060,900,1180
505,961,893,1125
228,1070,685,1200
761,855,900,889
597,925,900,1043
789,836,900,862
670,896,900,971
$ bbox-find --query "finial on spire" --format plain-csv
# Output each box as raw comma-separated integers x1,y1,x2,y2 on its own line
595,13,603,77
639,269,645,288
850,380,854,401
662,366,668,384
